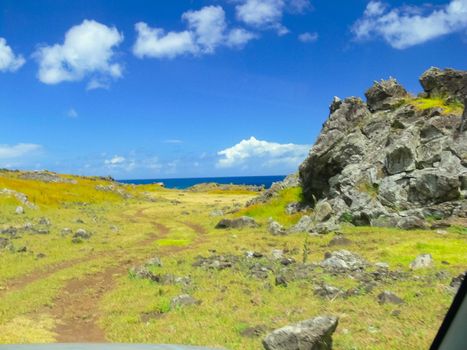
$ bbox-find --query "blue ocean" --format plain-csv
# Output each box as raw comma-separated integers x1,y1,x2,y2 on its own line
118,175,286,189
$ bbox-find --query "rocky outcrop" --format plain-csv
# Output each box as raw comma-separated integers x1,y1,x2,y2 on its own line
247,173,300,206
299,68,466,227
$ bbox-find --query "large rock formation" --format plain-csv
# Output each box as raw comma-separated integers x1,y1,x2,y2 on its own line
299,68,466,227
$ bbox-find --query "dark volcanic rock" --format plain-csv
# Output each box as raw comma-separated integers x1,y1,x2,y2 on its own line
262,316,338,350
365,78,408,112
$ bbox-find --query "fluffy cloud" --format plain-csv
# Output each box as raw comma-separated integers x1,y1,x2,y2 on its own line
298,31,318,43
352,0,467,49
235,0,311,34
34,20,124,85
217,136,310,168
133,6,257,59
0,38,25,72
0,143,42,159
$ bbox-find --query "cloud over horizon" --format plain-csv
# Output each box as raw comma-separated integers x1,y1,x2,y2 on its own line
352,0,467,49
0,143,42,159
217,136,310,169
34,20,124,87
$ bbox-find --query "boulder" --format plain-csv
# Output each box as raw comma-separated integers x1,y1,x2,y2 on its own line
314,284,343,299
409,254,433,269
396,216,428,230
72,228,92,243
328,235,352,247
262,316,338,350
288,215,313,233
215,216,259,229
314,201,333,222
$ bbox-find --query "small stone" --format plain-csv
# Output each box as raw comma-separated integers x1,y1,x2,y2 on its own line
271,249,284,260
328,235,352,247
375,262,390,270
275,275,288,287
15,206,24,214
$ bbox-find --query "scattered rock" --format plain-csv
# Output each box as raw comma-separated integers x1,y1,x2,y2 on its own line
262,316,338,350
240,325,268,338
377,291,404,305
146,257,163,267
275,275,289,287
215,216,259,229
328,235,352,247
0,237,10,249
15,206,24,215
38,217,51,226
271,249,284,260
314,284,343,299
170,294,200,309
61,228,72,236
409,254,433,270
365,78,408,112
209,210,224,217
288,215,313,233
72,229,92,243
268,219,286,235
321,250,367,272
375,262,390,270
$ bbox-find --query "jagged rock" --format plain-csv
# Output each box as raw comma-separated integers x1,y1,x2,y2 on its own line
377,291,404,305
365,78,408,112
420,67,467,101
215,216,259,229
313,219,340,234
298,67,466,228
409,254,433,269
262,316,338,350
285,202,309,215
268,219,286,235
15,206,24,214
321,250,367,272
170,294,200,309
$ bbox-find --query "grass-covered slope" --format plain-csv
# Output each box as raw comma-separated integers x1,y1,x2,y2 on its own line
0,170,466,349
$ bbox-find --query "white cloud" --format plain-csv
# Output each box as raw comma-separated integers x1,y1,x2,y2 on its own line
104,155,126,166
298,31,318,42
133,6,256,59
217,136,310,168
67,108,78,118
0,37,25,72
236,0,285,27
34,20,124,84
227,28,259,47
352,0,467,49
163,139,183,144
183,6,227,53
0,143,42,159
133,22,197,59
287,0,312,13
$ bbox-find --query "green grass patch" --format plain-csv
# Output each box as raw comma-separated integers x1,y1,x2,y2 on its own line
406,97,463,116
235,187,304,226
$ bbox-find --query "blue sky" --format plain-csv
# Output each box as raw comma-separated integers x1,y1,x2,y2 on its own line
1,0,466,179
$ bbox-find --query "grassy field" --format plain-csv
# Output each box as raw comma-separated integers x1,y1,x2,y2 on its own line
0,170,466,349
